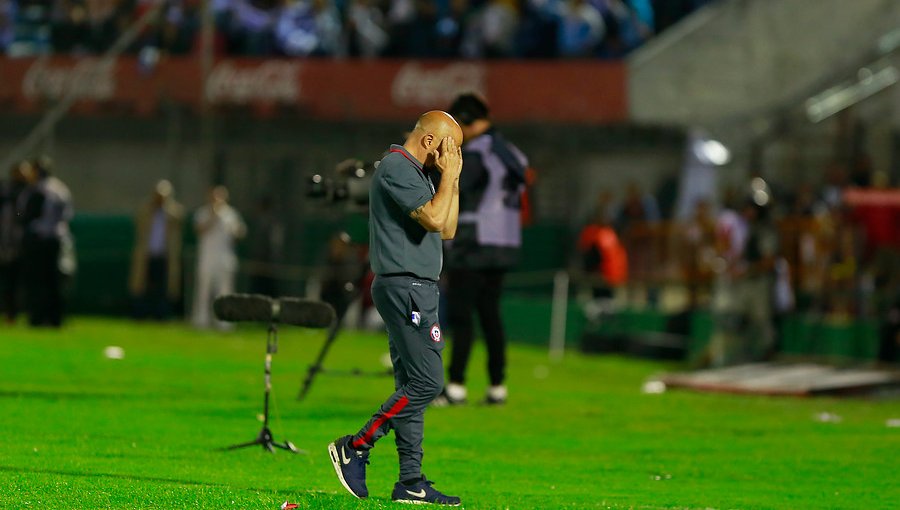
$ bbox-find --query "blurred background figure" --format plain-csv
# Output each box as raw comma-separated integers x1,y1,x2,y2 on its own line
578,191,628,301
346,0,389,58
614,180,660,306
707,184,779,367
275,0,342,57
679,198,715,312
437,93,528,406
192,185,246,330
0,0,14,55
461,0,519,58
0,161,29,324
18,156,74,328
247,195,284,297
129,180,184,321
557,0,605,58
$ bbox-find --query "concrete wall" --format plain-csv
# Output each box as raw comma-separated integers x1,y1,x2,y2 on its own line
0,114,685,226
628,0,900,128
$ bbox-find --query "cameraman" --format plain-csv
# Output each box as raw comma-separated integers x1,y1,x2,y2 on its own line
437,93,529,406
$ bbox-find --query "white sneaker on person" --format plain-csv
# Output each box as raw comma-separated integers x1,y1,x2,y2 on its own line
432,382,467,407
484,385,507,405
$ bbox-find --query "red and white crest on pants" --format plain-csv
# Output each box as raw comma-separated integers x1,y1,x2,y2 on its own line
430,324,441,342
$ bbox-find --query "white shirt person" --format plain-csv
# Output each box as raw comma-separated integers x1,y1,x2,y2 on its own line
192,186,246,329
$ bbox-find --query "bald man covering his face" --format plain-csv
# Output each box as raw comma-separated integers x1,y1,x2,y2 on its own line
329,111,463,506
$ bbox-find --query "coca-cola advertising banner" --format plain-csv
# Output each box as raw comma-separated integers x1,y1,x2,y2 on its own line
0,57,626,123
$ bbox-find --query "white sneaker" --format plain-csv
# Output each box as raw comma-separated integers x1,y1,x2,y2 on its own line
432,382,467,407
485,385,507,405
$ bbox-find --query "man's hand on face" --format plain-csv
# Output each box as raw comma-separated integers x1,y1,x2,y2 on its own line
434,137,462,178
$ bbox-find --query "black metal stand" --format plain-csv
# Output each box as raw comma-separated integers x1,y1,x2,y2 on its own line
297,295,391,401
226,323,303,453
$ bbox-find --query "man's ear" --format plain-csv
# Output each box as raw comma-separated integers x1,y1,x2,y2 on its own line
422,133,434,151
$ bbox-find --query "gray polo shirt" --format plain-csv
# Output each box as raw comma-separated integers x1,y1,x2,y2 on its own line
369,144,442,280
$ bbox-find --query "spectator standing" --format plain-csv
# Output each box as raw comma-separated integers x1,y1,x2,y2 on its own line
614,180,660,232
191,185,246,329
0,161,29,323
703,195,746,366
129,180,184,320
437,94,528,406
738,197,780,360
679,198,715,309
578,193,628,299
708,193,778,366
615,181,660,305
18,157,74,328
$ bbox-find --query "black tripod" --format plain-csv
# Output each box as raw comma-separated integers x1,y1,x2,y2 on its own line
297,287,391,401
226,322,302,453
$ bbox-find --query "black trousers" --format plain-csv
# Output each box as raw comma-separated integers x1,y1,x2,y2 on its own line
446,268,506,386
0,259,20,322
133,257,171,320
23,238,62,327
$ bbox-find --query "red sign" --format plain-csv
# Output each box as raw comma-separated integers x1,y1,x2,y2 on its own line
0,57,627,123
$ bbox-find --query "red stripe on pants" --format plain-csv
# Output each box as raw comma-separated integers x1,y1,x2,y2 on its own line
353,396,410,448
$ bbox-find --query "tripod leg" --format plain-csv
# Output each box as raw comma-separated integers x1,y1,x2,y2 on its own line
272,441,303,454
297,320,343,400
224,437,265,451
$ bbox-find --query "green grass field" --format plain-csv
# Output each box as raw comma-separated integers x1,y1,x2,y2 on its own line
1,318,898,509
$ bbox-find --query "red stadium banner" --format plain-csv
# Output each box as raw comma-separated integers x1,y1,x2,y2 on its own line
0,57,627,123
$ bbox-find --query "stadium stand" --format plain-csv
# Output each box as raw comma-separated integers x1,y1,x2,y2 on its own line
2,0,716,59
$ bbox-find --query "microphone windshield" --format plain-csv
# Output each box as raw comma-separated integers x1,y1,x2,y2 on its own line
279,297,335,329
214,294,274,323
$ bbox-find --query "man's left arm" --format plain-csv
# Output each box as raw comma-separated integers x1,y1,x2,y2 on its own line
441,177,460,240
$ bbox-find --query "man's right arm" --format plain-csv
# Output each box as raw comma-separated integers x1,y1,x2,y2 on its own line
410,137,462,232
410,172,458,233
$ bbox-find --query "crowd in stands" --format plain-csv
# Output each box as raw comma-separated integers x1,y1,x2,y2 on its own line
581,166,900,317
1,0,716,59
576,157,900,363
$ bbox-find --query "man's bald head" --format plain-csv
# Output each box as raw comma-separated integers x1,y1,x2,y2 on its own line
414,111,463,143
404,110,463,166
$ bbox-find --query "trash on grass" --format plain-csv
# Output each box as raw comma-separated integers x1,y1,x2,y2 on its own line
642,380,666,394
103,346,125,360
814,412,842,423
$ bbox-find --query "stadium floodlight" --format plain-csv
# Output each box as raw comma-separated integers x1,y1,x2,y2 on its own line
213,294,335,454
691,136,731,166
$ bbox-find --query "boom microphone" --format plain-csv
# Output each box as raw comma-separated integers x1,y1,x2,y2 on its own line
214,294,275,322
279,297,335,329
213,294,335,329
